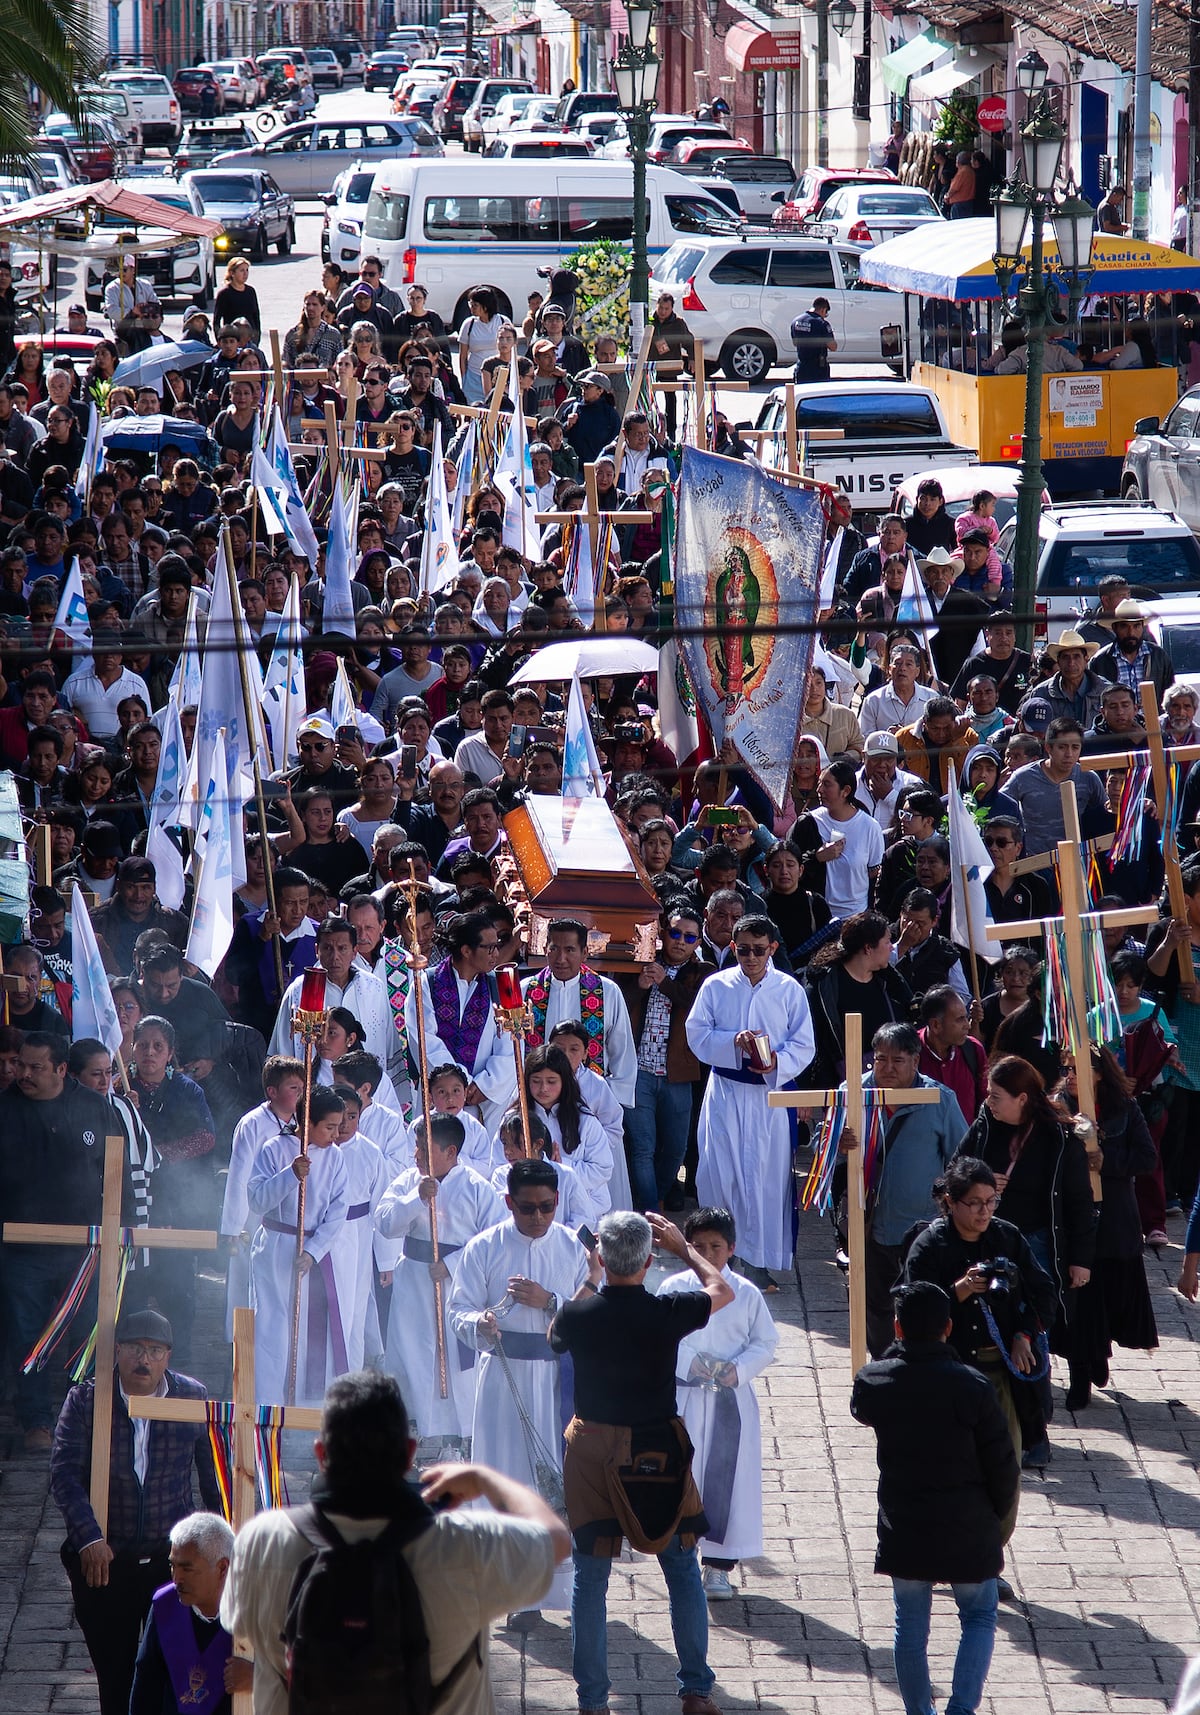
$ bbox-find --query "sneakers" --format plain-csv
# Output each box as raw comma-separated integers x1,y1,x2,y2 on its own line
1146,1229,1168,1246
702,1567,734,1601
1021,1439,1051,1470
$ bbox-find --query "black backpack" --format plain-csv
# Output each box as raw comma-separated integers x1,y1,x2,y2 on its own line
282,1504,479,1715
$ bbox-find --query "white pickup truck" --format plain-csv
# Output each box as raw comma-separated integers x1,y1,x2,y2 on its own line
101,71,182,148
751,380,975,514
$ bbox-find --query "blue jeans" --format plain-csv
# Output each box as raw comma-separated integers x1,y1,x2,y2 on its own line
892,1578,998,1715
571,1536,713,1708
624,1068,694,1210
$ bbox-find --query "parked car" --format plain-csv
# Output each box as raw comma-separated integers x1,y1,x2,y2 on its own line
553,88,621,130
307,49,345,89
392,76,447,114
1122,388,1200,532
461,79,534,152
772,165,896,229
173,116,260,176
184,167,295,258
388,27,432,55
197,61,253,110
31,135,87,186
685,154,796,225
258,48,311,88
84,177,215,310
321,165,375,267
366,51,413,90
432,76,481,140
404,89,441,127
174,68,225,116
806,184,944,247
39,111,129,181
649,234,903,381
101,70,182,147
479,90,547,147
211,117,442,198
668,136,753,165
994,501,1200,635
573,111,623,149
31,150,82,192
483,131,593,159
81,86,144,161
275,46,313,86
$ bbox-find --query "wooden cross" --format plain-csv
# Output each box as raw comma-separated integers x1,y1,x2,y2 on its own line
985,782,1157,1189
1077,679,1200,984
1,1133,217,1534
768,1014,939,1373
129,1306,322,1715
536,469,653,634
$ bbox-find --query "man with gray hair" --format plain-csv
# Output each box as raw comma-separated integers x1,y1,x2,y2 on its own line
550,1210,734,1715
129,1511,250,1715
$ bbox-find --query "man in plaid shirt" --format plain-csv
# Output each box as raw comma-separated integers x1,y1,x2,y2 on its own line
49,1309,221,1715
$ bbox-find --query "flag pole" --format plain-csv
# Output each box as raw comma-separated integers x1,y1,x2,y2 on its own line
221,524,285,998
958,865,983,1004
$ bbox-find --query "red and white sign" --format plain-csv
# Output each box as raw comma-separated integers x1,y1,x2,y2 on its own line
977,95,1007,134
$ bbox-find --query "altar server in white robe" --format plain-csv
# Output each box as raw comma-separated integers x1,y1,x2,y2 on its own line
220,1055,306,1339
521,919,637,1105
524,1045,613,1226
448,1158,589,1609
427,1061,501,1175
488,1107,592,1228
657,1205,779,1600
375,1113,505,1442
549,1020,633,1211
333,1049,413,1178
332,1088,391,1370
247,1086,350,1405
407,912,517,1131
686,912,815,1284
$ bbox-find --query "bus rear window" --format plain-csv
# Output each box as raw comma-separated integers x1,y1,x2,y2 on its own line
364,190,410,242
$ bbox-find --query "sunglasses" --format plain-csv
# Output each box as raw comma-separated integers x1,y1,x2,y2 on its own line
734,944,771,958
512,1199,557,1216
299,741,330,754
667,928,699,943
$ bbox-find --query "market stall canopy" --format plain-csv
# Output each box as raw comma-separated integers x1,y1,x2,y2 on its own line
0,180,222,240
910,49,1000,100
858,220,1200,300
880,29,951,94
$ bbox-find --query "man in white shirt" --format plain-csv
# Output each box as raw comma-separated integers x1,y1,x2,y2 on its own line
454,688,521,788
859,643,937,737
63,634,151,746
103,259,158,327
856,731,922,830
530,442,558,512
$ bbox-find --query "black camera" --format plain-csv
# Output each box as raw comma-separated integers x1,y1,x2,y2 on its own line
983,1257,1021,1295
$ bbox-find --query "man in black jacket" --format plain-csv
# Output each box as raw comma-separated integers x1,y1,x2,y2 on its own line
850,1281,1019,1715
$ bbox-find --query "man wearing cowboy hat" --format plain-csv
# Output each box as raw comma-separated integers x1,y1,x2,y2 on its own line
919,547,990,686
1021,629,1106,729
1091,598,1175,703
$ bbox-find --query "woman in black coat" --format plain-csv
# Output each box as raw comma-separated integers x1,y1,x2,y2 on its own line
1054,1048,1158,1408
801,911,913,1087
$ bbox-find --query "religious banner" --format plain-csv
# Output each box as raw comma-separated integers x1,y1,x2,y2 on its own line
674,445,824,808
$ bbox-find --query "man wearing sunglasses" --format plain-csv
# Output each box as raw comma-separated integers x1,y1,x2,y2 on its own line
687,913,815,1292
621,905,715,1214
448,1156,590,1625
282,715,360,809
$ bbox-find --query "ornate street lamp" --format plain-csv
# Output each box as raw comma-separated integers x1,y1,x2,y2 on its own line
613,0,661,340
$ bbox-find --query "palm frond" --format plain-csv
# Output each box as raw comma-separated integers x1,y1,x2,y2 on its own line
0,0,103,173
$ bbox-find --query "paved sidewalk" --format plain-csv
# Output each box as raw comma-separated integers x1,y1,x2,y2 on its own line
2,1219,1199,1713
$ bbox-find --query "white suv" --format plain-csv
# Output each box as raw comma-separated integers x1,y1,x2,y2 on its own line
649,234,902,381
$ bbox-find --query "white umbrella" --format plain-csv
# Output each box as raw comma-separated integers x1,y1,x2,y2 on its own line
509,636,661,685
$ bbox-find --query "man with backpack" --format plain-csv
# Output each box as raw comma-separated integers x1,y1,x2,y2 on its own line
790,297,837,383
220,1370,568,1715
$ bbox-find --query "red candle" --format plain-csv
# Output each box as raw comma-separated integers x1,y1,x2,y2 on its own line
299,967,327,1013
496,965,523,1009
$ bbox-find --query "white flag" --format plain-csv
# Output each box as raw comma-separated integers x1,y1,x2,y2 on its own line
948,762,998,964
186,729,236,978
53,560,91,655
562,673,605,798
262,574,305,773
418,421,461,597
167,586,203,710
450,419,475,535
268,406,321,565
897,548,939,664
250,431,291,540
70,882,123,1055
75,402,102,501
145,697,187,911
323,473,357,637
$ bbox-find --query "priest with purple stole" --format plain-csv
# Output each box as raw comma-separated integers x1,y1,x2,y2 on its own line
408,908,516,1130
130,1512,250,1715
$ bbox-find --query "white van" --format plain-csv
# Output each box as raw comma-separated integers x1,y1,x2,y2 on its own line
361,157,741,328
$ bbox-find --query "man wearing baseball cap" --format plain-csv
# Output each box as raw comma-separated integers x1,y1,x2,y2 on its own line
50,1308,221,1715
538,302,588,374
857,730,922,829
283,714,361,807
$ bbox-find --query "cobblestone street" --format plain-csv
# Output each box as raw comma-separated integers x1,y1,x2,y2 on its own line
2,1212,1199,1714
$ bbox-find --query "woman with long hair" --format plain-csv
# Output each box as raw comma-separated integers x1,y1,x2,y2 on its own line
283,289,343,370
522,1042,613,1222
392,283,448,351
763,838,833,968
6,342,45,405
347,322,383,377
802,910,912,1086
214,257,262,340
339,755,399,851
457,287,504,404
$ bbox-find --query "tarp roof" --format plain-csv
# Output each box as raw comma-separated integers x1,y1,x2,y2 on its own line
858,219,1200,300
0,180,222,238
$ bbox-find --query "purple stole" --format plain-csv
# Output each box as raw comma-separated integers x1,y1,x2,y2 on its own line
429,957,491,1073
257,916,316,1008
152,1583,231,1712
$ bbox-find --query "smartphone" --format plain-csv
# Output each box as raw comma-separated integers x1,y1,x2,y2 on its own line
576,1223,597,1253
707,807,739,826
508,724,527,759
399,743,418,784
258,779,288,801
529,725,558,747
335,725,362,747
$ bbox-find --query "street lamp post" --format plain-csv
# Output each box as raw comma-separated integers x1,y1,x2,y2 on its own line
814,0,857,168
613,0,661,344
993,49,1095,651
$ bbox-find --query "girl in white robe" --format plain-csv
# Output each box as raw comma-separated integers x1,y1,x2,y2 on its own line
657,1207,779,1594
375,1114,505,1443
332,1092,391,1370
525,1045,613,1227
429,1063,500,1175
220,1059,306,1340
247,1087,350,1406
549,1021,633,1210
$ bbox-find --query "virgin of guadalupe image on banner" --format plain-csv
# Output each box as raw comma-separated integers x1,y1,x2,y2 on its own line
674,445,825,809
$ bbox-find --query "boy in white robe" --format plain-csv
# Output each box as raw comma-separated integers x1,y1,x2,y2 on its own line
331,1086,391,1370
448,1157,589,1614
657,1206,779,1601
549,1020,632,1211
375,1113,504,1447
429,1061,499,1175
686,912,815,1289
333,1048,412,1177
220,1055,306,1341
247,1085,350,1406
488,1108,591,1229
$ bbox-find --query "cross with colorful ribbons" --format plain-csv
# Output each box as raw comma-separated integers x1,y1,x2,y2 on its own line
2,1132,217,1536
768,1014,939,1375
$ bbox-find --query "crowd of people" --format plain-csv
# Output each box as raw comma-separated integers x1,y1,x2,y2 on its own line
0,250,1198,1715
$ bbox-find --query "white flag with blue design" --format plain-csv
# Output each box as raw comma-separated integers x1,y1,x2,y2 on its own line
268,406,320,565
451,419,476,535
896,549,939,655
323,472,357,637
167,586,203,710
187,728,236,978
75,403,102,500
948,762,998,963
494,350,538,557
262,573,305,772
562,673,605,799
418,420,461,597
53,561,91,654
70,881,123,1055
145,696,187,910
251,428,290,541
